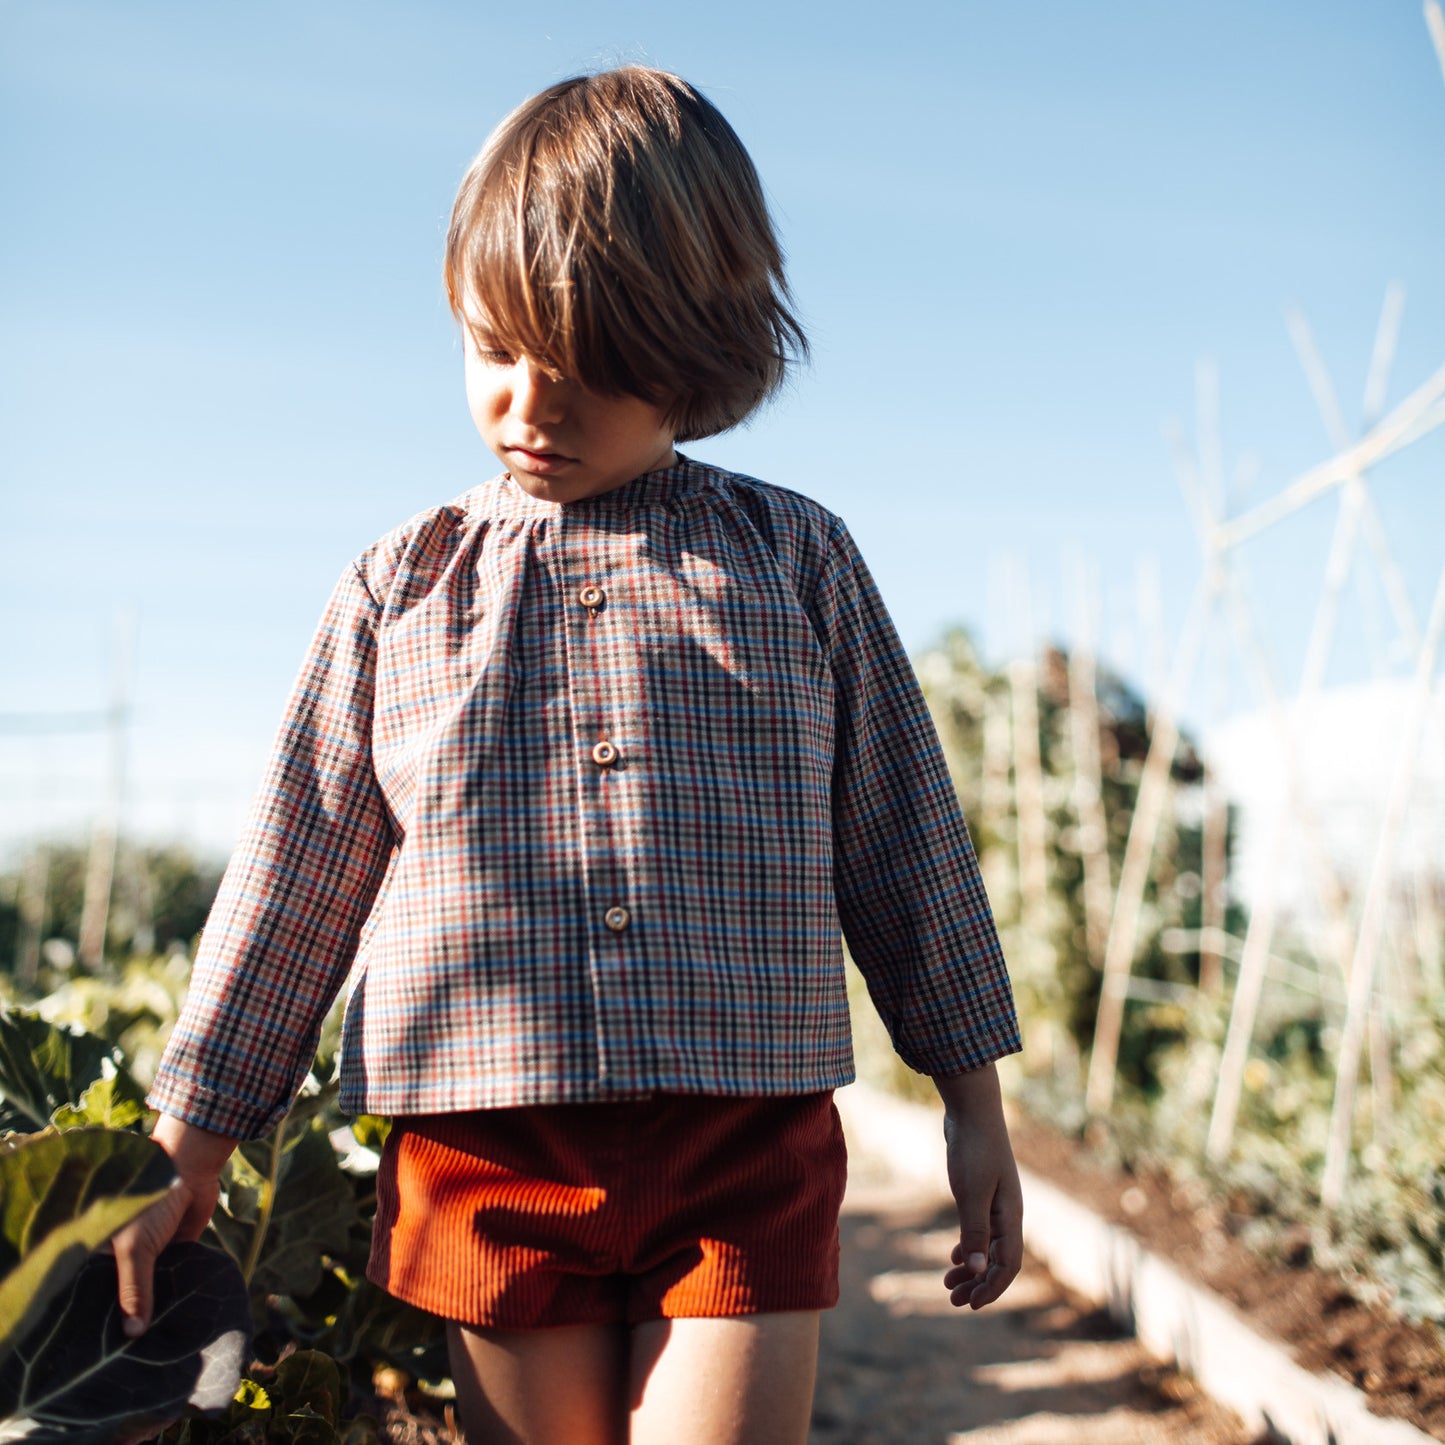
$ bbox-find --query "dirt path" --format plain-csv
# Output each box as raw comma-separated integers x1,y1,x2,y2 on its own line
812,1169,1260,1445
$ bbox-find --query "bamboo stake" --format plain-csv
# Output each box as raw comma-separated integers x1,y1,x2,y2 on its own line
1168,387,1353,1160
77,612,133,970
1207,810,1286,1162
1322,561,1445,1210
1368,960,1396,1152
1415,868,1443,998
981,685,1013,848
1196,365,1229,997
1428,0,1445,86
1086,575,1212,1116
1200,766,1227,995
1205,300,1416,1162
1361,283,1405,431
1218,363,1445,552
15,846,48,990
1218,574,1356,976
1067,560,1113,968
1288,305,1420,659
1009,561,1049,926
1010,653,1049,923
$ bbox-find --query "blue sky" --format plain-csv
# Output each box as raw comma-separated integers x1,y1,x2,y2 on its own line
3,1,1444,856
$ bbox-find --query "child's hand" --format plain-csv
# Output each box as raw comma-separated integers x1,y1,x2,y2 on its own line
111,1114,236,1337
934,1064,1024,1311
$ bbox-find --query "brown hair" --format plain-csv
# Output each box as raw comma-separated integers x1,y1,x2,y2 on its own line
443,66,807,442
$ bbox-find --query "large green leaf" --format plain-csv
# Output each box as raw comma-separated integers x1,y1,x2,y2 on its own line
0,1129,174,1361
316,1278,449,1378
52,1074,155,1132
0,1241,250,1442
0,1010,147,1135
210,1123,358,1304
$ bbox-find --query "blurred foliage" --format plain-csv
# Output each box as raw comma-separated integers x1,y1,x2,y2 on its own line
0,841,224,980
862,626,1445,1338
0,999,449,1440
917,628,1229,1095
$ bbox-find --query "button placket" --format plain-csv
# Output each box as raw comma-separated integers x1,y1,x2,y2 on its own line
568,559,634,1080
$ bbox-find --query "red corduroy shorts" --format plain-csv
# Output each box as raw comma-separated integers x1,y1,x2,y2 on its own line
367,1091,847,1329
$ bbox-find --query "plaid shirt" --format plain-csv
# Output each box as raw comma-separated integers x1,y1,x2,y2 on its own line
149,457,1019,1139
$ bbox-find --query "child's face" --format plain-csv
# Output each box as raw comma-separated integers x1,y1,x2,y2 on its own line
461,305,676,505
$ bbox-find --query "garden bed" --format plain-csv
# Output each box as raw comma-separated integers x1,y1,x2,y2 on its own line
1007,1111,1445,1441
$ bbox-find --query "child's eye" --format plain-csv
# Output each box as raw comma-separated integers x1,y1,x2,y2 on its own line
467,333,515,367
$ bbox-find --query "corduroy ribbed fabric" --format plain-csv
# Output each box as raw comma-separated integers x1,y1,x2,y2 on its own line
368,1092,847,1328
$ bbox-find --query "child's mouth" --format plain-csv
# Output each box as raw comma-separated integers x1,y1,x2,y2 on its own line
507,445,576,475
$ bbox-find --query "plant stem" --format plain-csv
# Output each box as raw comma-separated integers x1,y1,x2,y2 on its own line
241,1110,288,1285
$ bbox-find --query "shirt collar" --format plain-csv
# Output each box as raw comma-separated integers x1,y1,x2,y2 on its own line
481,453,708,521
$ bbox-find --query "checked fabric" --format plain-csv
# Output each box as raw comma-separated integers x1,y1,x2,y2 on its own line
149,456,1020,1138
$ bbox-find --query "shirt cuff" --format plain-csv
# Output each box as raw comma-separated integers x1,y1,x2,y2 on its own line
145,1073,290,1141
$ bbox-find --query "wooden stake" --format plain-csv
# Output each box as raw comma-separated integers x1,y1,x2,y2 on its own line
1208,412,1393,1162
1200,771,1227,996
77,612,133,970
1218,362,1445,551
1010,652,1049,924
1087,575,1212,1116
981,685,1013,851
1322,561,1445,1210
1008,560,1049,929
1414,867,1443,998
1067,560,1113,969
1427,0,1445,86
1362,282,1405,431
1196,364,1228,996
15,846,48,990
1207,814,1286,1163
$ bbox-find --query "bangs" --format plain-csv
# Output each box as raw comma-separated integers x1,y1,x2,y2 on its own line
445,120,659,400
443,68,808,441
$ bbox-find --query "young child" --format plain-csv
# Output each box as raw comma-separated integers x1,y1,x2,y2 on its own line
118,66,1023,1445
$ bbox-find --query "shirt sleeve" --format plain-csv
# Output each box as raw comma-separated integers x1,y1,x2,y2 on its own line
147,562,397,1138
816,518,1021,1077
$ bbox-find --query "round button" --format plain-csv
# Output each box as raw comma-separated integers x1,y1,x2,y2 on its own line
578,584,606,610
591,740,619,767
604,905,631,933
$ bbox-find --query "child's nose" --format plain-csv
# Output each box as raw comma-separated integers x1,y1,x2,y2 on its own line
510,357,567,424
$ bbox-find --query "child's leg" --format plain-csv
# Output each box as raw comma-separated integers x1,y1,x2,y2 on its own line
447,1320,628,1445
627,1310,820,1445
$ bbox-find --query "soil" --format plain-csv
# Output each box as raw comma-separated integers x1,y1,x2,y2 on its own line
1008,1112,1445,1441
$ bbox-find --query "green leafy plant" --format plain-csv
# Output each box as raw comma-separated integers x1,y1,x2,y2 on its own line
909,631,1445,1341
0,1009,149,1136
0,1129,250,1441
0,1128,173,1360
1,1242,250,1443
0,974,456,1439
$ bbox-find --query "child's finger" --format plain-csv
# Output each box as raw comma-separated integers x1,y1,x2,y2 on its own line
954,1202,994,1278
944,1214,1023,1309
113,1225,156,1338
112,1186,188,1337
958,1239,1022,1307
951,1234,989,1276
